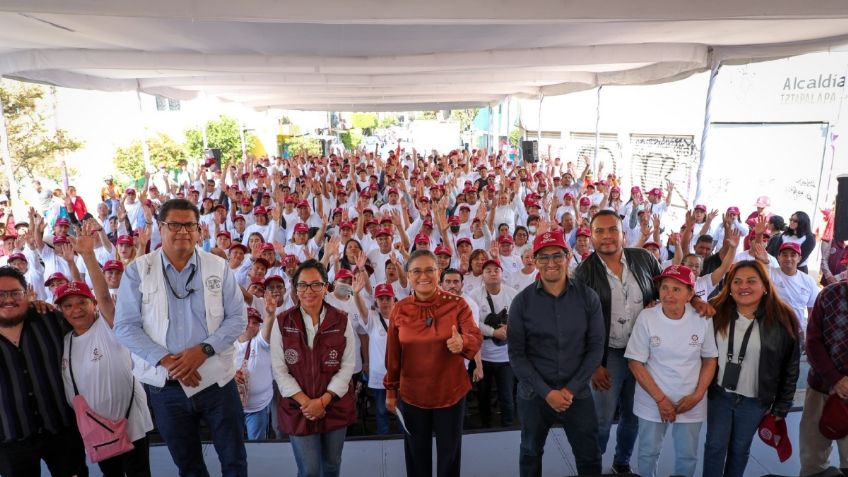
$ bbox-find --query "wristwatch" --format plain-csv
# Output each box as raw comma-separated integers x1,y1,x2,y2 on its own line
200,343,216,357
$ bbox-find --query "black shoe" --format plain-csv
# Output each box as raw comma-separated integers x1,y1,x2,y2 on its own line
611,463,632,474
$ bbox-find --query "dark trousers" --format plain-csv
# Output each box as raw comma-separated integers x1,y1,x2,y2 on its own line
478,361,515,427
518,391,602,477
98,436,151,477
146,379,247,477
399,398,465,477
0,426,88,477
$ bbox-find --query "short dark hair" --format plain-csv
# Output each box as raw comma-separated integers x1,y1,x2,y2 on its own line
405,250,437,272
696,234,713,244
590,209,622,228
440,268,463,284
158,199,200,223
292,259,328,285
0,266,27,289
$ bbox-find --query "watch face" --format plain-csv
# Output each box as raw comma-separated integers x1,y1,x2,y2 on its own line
202,344,215,356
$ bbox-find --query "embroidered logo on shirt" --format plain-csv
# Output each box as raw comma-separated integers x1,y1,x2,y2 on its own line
91,347,103,361
650,336,661,347
689,334,701,346
284,348,299,365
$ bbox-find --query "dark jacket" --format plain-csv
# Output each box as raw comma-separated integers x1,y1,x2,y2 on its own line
572,248,661,366
275,304,356,436
710,307,800,417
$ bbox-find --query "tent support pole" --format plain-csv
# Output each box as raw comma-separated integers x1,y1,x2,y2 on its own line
0,81,20,207
593,86,603,175
537,93,544,145
239,117,247,160
695,58,721,204
135,87,151,173
488,105,494,154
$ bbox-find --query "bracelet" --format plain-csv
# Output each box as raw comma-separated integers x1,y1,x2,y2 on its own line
656,395,666,404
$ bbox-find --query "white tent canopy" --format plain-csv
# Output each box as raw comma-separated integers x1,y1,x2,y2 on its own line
1,0,848,110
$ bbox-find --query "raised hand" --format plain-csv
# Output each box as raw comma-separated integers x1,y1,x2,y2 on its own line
753,214,767,237
352,271,367,294
68,230,96,256
725,227,741,249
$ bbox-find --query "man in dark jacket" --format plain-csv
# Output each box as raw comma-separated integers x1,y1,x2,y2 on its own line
572,210,661,474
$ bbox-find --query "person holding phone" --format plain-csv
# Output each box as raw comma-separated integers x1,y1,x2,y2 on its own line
702,260,800,477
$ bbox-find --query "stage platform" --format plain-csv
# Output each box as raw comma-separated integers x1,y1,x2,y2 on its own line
64,411,845,477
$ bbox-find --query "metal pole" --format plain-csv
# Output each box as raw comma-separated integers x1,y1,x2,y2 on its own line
488,105,495,154
593,86,603,175
135,88,151,173
537,93,544,144
694,57,721,204
239,118,247,160
0,85,19,208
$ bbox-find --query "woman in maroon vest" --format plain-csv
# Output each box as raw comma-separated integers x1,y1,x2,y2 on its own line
384,250,482,477
270,259,356,477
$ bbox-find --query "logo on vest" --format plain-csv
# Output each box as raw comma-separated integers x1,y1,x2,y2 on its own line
325,349,340,367
284,348,299,365
205,276,222,293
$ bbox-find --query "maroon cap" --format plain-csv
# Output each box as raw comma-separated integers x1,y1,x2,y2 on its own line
579,197,591,206
53,281,95,304
649,187,663,196
631,186,642,194
374,283,395,298
820,394,848,440
246,307,263,322
297,200,310,209
448,216,461,225
45,272,69,286
216,230,231,239
6,252,26,263
726,206,740,216
284,196,295,204
456,237,472,247
643,240,661,250
434,245,452,256
694,204,707,212
103,260,124,272
379,216,393,224
335,268,354,281
564,192,574,200
533,229,569,255
52,234,70,245
263,275,285,286
375,227,392,238
228,243,249,253
260,242,275,252
339,220,353,230
414,233,430,245
254,206,268,215
55,218,70,227
249,279,265,289
125,188,136,195
293,223,309,234
654,264,696,287
497,235,514,245
576,227,591,238
779,242,802,255
252,257,271,268
758,414,792,462
117,235,134,246
481,258,502,270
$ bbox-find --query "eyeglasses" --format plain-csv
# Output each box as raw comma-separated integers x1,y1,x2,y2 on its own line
409,267,437,277
535,253,567,264
295,281,326,292
0,289,26,301
160,221,200,233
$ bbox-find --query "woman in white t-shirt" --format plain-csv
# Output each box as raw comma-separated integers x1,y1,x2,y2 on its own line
625,265,718,477
234,305,275,440
353,279,396,434
57,233,153,476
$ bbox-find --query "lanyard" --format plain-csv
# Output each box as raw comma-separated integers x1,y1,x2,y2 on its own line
378,313,388,332
161,253,197,300
727,315,756,364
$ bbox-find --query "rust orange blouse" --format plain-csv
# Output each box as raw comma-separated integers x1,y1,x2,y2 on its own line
383,289,482,409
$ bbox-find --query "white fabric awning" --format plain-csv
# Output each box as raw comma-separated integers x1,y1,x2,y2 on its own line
1,0,848,110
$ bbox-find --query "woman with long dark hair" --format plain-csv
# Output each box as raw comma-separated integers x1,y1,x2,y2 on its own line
768,210,816,273
702,260,800,477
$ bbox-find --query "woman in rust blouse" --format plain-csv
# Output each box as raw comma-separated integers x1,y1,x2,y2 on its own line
384,249,482,477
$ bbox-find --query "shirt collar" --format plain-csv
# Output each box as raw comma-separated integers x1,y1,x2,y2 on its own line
162,248,198,272
534,277,574,298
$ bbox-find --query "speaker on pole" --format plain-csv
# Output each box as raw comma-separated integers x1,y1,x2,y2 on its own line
834,174,848,242
521,140,539,163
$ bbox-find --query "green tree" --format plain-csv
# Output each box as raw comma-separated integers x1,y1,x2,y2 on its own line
113,132,187,182
286,136,323,157
509,127,523,148
450,109,479,132
0,80,82,186
351,113,378,130
378,115,398,128
339,129,363,151
184,115,255,167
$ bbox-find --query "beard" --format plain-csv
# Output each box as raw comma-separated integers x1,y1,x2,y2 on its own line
0,312,26,328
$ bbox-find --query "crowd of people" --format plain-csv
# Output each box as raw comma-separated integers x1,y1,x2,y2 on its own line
0,146,845,477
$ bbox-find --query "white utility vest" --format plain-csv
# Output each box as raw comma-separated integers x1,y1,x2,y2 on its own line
131,248,235,397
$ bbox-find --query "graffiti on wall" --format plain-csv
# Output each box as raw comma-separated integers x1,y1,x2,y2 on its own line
630,135,697,204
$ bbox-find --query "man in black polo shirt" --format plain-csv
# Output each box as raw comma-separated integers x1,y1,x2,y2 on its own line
0,266,87,477
508,229,605,476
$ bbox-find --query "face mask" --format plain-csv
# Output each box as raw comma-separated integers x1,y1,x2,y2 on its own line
450,225,460,233
528,226,537,234
335,283,353,297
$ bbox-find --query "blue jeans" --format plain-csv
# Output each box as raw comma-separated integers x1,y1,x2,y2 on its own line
517,384,602,477
591,347,638,466
146,380,247,477
371,388,390,435
244,404,271,440
289,426,347,477
637,418,702,477
703,387,766,477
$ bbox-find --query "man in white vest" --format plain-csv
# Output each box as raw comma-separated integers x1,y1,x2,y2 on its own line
115,199,248,476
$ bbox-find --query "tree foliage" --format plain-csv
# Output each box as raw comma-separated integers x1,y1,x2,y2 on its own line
113,133,187,182
0,80,82,186
339,129,363,151
450,109,479,132
351,113,378,130
378,115,398,128
286,136,323,157
184,115,255,167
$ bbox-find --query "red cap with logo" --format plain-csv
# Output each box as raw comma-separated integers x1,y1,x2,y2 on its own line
53,281,96,304
576,227,591,238
260,242,275,252
6,252,26,263
229,243,249,253
293,223,309,234
758,414,792,462
726,206,740,216
820,394,848,440
649,187,663,197
497,235,514,245
335,268,354,281
579,196,591,206
246,307,263,322
216,230,231,239
103,260,124,272
533,229,569,254
456,237,472,246
434,245,452,256
254,206,268,215
45,272,69,286
653,264,696,287
374,283,395,298
481,258,502,270
375,227,392,238
448,216,461,225
53,234,70,245
263,275,285,286
414,233,430,245
779,242,802,255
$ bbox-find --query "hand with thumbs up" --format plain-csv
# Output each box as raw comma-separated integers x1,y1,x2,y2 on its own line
446,325,464,354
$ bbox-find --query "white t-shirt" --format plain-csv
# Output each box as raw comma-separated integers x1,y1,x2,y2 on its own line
61,317,153,442
508,269,537,292
734,250,778,268
364,310,390,389
694,275,717,301
624,304,718,423
769,266,819,329
471,285,518,363
234,334,274,413
325,294,367,374
715,314,761,399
